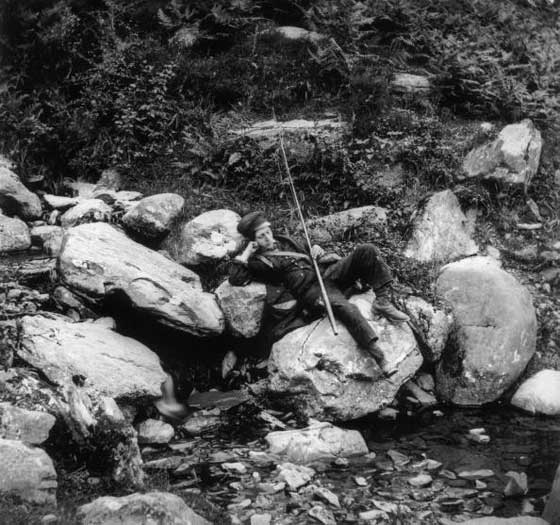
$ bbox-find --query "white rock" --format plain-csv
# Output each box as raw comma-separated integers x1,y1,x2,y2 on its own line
0,403,56,445
404,190,478,262
265,421,368,463
308,505,336,525
43,194,81,210
458,469,495,480
268,291,422,421
503,471,528,497
17,314,167,401
544,462,560,524
122,193,184,239
0,214,31,252
136,419,174,444
271,26,325,43
435,256,537,405
511,370,560,415
215,280,267,338
408,474,432,487
58,223,224,336
462,119,542,186
313,486,340,508
0,167,42,219
60,199,112,227
173,209,243,265
276,463,315,490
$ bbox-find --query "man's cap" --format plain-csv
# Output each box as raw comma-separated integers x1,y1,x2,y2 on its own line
238,211,270,239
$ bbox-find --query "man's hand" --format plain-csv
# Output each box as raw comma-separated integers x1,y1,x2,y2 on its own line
310,244,325,259
236,241,258,264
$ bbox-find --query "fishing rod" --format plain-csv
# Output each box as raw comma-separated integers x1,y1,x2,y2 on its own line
278,133,338,336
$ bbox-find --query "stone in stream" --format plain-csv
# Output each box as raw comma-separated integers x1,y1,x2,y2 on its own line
58,222,224,336
265,421,368,464
0,439,57,505
404,190,478,263
0,213,31,252
313,486,340,508
136,419,174,444
0,167,42,219
76,491,211,525
458,469,495,480
308,505,336,525
122,192,184,240
408,473,432,487
268,291,422,421
275,463,315,490
0,402,56,444
435,256,537,405
59,198,112,227
511,369,560,416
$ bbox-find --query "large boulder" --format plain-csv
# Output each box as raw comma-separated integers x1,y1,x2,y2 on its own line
0,213,31,252
304,206,388,243
60,199,112,227
265,421,368,463
17,314,167,402
435,256,537,405
122,193,184,240
0,167,42,219
173,209,243,266
404,190,478,263
461,119,542,186
58,223,224,336
76,492,211,525
268,292,422,421
0,439,57,505
214,280,267,338
0,402,56,444
511,370,560,416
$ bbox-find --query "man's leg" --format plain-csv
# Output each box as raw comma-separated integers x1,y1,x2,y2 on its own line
323,244,409,322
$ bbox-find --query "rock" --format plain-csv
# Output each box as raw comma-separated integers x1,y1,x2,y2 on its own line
276,463,315,490
215,280,267,338
0,167,42,219
435,256,537,405
304,206,388,243
52,286,95,318
43,194,80,210
17,314,166,402
511,370,560,415
404,190,478,262
0,213,31,252
503,471,528,497
461,119,543,186
182,413,221,435
76,492,211,525
271,26,326,43
544,462,560,525
268,291,422,421
30,225,63,256
122,193,184,240
58,223,224,336
0,403,56,444
173,209,243,265
116,190,143,202
136,419,174,444
64,180,96,198
402,381,437,406
313,486,340,508
416,372,435,392
354,476,368,486
403,296,453,362
457,518,547,524
391,73,432,93
60,199,112,227
251,514,272,525
308,505,336,525
265,421,368,463
222,462,248,475
359,509,388,521
408,474,432,487
0,439,57,505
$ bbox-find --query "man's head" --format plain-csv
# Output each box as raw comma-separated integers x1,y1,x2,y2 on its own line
238,211,275,250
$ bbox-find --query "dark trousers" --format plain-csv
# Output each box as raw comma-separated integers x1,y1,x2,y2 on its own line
301,244,393,351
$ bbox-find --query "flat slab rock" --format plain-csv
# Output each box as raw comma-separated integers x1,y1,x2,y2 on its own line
511,369,560,415
435,256,537,405
76,491,211,525
0,402,55,444
268,291,422,421
17,314,167,402
58,222,224,336
0,438,57,505
265,421,368,463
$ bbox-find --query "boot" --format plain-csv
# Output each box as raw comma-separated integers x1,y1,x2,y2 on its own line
366,341,398,378
154,374,189,422
372,287,409,323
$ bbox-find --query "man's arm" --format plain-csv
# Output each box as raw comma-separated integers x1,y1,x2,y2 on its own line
228,242,277,286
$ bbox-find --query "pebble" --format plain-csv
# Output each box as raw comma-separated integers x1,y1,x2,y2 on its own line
475,480,487,489
387,449,410,466
308,505,336,525
222,462,248,475
227,498,252,510
440,469,457,480
359,509,388,521
408,474,433,487
333,457,349,467
314,486,340,508
276,463,315,490
504,471,528,497
353,476,368,487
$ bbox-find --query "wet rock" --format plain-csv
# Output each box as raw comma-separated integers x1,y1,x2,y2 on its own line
503,471,528,497
308,505,336,525
0,213,31,252
461,119,542,186
43,194,80,210
404,190,478,262
435,256,537,405
215,280,266,338
122,193,184,240
276,463,315,490
408,474,432,487
60,199,112,227
0,167,42,219
182,412,221,435
17,314,166,402
59,223,224,336
265,421,368,463
136,419,174,444
303,206,388,243
172,209,243,266
268,291,422,421
511,369,560,416
403,296,453,362
76,492,211,525
30,225,64,256
0,402,55,444
0,439,57,505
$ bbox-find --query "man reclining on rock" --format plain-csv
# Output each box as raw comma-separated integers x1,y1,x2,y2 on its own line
229,211,409,378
